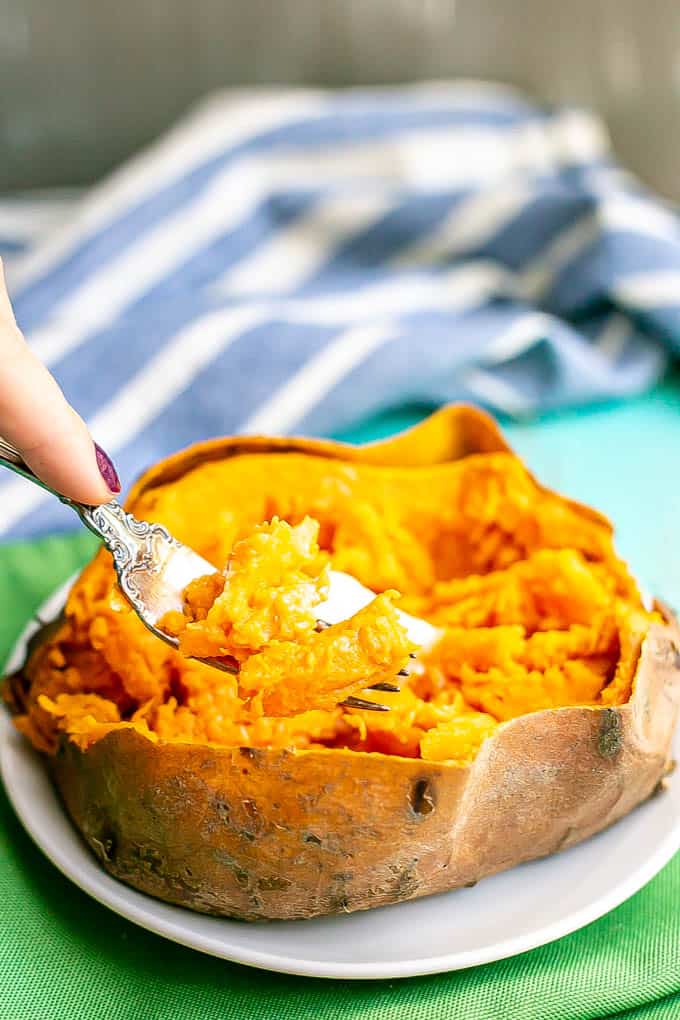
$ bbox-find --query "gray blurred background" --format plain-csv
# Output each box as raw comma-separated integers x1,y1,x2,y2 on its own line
1,0,679,198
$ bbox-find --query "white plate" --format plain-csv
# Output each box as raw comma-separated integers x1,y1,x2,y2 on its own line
2,579,680,980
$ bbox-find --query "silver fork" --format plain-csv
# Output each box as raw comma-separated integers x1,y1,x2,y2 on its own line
0,438,434,710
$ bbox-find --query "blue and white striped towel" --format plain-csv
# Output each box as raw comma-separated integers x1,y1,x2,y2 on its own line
2,83,679,541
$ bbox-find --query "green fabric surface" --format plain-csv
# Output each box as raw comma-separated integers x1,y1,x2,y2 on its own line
3,383,680,1020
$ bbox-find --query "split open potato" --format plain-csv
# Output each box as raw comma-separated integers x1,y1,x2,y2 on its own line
4,406,679,920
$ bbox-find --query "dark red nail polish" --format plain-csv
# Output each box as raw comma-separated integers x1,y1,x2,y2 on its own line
95,443,121,494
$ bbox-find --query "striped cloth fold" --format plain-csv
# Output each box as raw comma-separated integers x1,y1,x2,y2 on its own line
2,83,679,540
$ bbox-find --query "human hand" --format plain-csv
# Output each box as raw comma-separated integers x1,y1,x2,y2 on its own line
0,260,120,503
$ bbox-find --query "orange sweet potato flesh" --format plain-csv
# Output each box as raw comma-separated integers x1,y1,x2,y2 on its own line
163,517,330,659
159,517,414,715
4,405,680,921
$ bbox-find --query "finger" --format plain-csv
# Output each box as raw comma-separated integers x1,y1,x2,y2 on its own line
0,291,120,505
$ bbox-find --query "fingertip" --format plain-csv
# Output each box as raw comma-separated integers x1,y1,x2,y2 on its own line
19,413,122,506
0,319,121,504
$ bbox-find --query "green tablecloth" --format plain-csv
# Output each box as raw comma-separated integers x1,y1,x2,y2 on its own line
3,386,680,1020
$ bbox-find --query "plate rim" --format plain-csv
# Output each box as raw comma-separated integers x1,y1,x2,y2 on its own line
2,577,680,980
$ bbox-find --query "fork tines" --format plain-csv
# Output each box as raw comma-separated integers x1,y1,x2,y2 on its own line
341,696,390,712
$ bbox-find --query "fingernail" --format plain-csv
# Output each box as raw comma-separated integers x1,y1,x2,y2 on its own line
95,443,121,494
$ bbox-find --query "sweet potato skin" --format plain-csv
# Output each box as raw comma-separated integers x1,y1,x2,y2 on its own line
49,625,680,921
15,407,680,919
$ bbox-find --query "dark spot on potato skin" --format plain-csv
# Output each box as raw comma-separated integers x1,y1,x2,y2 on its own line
325,868,357,914
257,875,292,891
212,849,251,888
598,708,623,759
388,858,420,898
213,798,231,822
243,798,259,820
127,844,165,877
240,798,265,841
668,640,680,670
90,830,117,864
409,778,435,816
331,871,354,883
239,747,265,763
326,893,351,913
303,832,322,846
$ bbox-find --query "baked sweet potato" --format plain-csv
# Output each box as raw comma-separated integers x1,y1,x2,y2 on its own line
4,405,680,921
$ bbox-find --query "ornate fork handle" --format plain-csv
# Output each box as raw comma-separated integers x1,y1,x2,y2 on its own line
0,437,179,616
